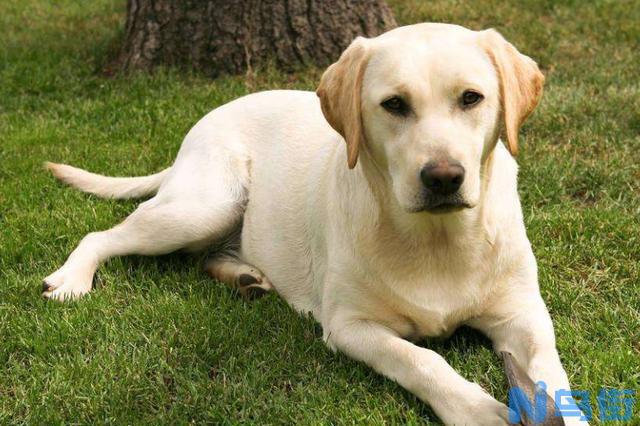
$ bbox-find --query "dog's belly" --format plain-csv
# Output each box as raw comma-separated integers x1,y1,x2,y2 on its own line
233,91,338,316
240,209,322,314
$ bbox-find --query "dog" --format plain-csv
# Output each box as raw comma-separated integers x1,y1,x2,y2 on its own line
43,23,587,425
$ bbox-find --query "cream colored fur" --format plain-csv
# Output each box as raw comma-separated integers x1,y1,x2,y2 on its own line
43,23,586,426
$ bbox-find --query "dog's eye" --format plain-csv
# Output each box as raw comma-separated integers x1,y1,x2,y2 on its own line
461,90,484,107
381,96,409,116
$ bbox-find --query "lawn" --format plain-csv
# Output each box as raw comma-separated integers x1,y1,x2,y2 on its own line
1,0,638,424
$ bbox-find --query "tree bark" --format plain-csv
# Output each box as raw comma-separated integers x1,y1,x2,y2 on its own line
112,0,396,76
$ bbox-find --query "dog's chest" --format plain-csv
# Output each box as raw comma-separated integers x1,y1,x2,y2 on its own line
386,277,488,339
363,243,495,339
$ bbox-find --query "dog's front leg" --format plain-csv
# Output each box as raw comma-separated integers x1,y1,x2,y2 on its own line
471,294,590,425
324,314,511,425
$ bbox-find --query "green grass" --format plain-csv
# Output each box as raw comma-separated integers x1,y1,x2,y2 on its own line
1,0,638,424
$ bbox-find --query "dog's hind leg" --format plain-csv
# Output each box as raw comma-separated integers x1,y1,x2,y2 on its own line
43,151,249,301
205,255,273,300
42,196,243,300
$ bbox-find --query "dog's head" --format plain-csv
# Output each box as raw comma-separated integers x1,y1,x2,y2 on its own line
317,24,544,214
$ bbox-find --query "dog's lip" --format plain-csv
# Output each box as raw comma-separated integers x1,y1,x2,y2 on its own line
424,202,470,214
417,197,473,214
406,201,471,214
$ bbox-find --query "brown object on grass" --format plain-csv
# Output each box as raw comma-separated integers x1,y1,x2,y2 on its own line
501,351,566,426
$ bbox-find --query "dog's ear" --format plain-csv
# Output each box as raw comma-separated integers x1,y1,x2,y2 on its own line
316,37,371,169
481,29,545,156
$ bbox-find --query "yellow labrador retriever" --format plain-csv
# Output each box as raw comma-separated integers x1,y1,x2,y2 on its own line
43,23,586,425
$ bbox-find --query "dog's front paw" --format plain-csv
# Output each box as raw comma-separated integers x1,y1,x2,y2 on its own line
436,383,512,426
562,416,590,426
42,265,93,301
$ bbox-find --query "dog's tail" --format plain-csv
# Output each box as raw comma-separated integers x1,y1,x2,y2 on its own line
45,162,171,199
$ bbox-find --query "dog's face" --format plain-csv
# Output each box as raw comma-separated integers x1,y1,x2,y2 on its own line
317,24,544,214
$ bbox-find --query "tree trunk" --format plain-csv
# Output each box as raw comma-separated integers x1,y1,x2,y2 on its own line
112,0,396,76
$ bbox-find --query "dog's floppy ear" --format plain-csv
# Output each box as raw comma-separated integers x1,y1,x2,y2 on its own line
481,29,545,156
316,37,370,169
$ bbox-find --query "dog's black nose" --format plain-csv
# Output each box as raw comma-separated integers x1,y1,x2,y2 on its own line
420,161,465,195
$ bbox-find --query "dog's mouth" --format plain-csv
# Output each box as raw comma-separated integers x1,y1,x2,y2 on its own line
424,202,470,214
416,193,471,214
